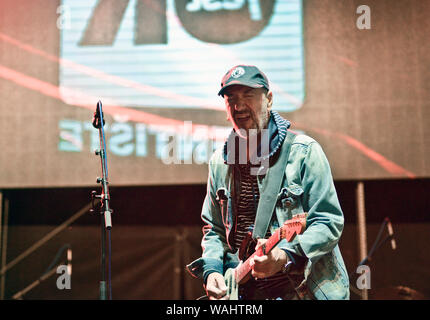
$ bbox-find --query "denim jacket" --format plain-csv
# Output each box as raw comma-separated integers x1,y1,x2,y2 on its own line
187,116,350,300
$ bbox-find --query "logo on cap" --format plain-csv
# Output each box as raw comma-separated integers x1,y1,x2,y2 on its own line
231,67,245,78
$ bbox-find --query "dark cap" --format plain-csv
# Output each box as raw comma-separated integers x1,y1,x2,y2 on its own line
218,65,269,96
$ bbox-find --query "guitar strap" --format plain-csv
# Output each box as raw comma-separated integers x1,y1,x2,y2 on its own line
252,130,297,239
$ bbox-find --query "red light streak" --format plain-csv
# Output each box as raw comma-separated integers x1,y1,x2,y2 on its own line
293,124,416,178
0,32,223,111
0,63,226,141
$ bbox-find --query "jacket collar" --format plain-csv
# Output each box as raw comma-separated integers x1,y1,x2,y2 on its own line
223,110,291,164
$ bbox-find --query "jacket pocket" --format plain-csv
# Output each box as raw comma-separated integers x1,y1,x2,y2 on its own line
276,184,304,222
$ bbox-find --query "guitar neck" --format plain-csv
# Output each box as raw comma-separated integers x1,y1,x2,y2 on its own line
234,229,282,283
233,214,307,285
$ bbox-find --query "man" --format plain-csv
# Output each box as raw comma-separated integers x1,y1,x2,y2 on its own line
187,65,349,300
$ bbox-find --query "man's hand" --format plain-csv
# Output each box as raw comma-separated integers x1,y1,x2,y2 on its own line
250,239,288,279
205,272,229,300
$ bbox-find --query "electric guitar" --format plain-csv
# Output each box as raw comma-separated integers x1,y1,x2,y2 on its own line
224,213,307,300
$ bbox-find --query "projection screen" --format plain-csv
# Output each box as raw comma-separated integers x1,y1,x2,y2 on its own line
0,0,429,188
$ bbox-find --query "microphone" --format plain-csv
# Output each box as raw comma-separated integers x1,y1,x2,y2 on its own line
385,218,397,250
92,100,105,129
67,247,72,276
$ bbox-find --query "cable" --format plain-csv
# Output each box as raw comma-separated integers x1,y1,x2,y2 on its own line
43,244,71,276
13,244,71,300
107,229,112,300
364,219,387,264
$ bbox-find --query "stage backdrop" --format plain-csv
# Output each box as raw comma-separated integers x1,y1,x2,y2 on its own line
0,0,429,188
4,223,430,299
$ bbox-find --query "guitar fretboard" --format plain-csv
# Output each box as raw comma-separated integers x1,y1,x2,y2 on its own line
234,228,281,283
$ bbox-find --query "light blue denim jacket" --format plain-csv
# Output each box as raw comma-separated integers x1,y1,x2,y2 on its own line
187,118,350,300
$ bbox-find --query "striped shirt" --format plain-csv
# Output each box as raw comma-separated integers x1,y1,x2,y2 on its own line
234,163,298,298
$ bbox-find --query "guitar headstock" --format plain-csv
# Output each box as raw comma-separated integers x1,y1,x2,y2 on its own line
280,213,307,242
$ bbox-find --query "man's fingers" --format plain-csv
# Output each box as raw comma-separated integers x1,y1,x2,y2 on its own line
252,270,267,279
207,283,227,299
207,286,223,298
253,254,268,263
255,238,267,250
212,294,230,300
216,277,228,293
207,287,228,300
206,273,228,299
209,294,230,300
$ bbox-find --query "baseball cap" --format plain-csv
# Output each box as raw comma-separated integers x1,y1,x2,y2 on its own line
218,65,270,96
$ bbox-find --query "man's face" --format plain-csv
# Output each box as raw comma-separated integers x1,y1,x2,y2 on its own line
224,85,273,137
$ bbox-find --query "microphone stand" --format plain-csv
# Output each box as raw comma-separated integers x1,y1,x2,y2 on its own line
355,217,395,269
349,217,396,297
91,100,113,300
11,244,71,299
